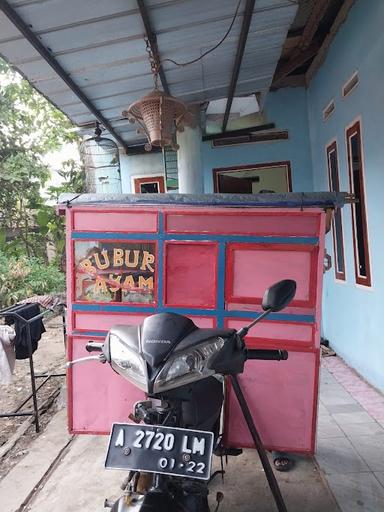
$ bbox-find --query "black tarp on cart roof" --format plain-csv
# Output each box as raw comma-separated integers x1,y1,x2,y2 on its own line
58,192,351,209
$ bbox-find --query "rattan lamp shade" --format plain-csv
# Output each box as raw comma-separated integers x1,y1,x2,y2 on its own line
123,89,187,151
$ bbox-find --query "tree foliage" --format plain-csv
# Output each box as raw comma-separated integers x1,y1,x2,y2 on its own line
0,58,84,260
0,251,65,307
37,159,85,267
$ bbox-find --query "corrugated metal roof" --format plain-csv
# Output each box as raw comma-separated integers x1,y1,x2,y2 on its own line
0,0,298,145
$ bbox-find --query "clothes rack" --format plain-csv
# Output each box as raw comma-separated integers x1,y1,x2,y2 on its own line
0,303,65,433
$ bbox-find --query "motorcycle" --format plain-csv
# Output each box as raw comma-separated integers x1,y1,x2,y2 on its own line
68,279,296,512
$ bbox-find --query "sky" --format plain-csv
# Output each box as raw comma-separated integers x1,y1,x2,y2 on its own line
41,141,81,196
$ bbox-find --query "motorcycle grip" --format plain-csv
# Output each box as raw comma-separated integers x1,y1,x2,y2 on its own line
246,349,288,361
85,341,104,353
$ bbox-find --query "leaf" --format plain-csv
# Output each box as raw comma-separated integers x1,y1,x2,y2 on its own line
36,209,51,227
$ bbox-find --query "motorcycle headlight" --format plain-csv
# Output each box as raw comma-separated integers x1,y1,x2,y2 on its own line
153,337,225,393
108,333,148,392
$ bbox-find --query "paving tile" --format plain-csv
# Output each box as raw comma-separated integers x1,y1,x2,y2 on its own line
320,386,347,397
317,416,345,438
349,435,384,472
344,383,372,394
352,390,384,403
320,380,348,392
364,412,384,423
320,391,358,406
316,437,369,474
361,403,384,417
320,369,338,385
339,421,384,438
373,472,384,488
359,399,384,409
332,411,375,426
318,402,331,417
325,403,365,414
325,472,384,512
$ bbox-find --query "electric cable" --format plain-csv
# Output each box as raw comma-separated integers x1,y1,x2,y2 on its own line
162,0,242,68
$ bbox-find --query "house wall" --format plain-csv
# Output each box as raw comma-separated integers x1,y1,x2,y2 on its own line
202,87,313,193
116,87,313,195
307,0,384,390
120,152,165,193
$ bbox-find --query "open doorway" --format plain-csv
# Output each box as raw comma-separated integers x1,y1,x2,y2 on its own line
213,162,292,193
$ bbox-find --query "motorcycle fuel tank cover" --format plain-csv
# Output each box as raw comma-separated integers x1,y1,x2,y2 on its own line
141,313,197,367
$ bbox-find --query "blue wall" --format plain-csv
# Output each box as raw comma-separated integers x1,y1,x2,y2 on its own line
118,87,314,195
307,0,384,390
202,87,313,193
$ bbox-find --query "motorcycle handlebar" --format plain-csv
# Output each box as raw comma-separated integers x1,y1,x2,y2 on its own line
246,349,288,361
86,341,104,353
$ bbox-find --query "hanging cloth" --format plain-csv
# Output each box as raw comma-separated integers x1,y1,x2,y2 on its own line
0,325,16,385
5,303,46,360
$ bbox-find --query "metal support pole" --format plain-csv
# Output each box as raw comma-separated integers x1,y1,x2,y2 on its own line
230,375,288,512
27,326,40,433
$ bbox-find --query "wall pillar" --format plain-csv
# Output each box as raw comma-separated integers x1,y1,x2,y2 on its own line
177,109,204,193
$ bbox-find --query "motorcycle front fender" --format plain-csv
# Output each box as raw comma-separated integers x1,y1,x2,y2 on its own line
111,492,179,512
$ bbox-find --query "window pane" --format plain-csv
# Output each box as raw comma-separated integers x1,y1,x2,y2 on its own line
326,144,345,279
347,123,371,286
74,241,156,303
140,182,159,193
333,210,345,275
350,134,367,276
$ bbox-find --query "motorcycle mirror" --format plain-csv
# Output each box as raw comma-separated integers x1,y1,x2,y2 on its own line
237,279,297,339
262,279,297,312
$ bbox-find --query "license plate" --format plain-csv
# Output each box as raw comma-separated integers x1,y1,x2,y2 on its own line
105,423,214,481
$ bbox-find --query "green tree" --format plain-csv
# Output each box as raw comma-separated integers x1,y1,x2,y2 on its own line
36,159,85,267
0,57,81,258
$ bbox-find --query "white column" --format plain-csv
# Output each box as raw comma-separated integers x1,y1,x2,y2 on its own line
177,111,204,194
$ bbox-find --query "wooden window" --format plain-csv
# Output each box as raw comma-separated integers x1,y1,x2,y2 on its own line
342,72,359,98
213,161,292,194
326,141,346,280
133,176,165,194
346,121,371,286
323,100,335,121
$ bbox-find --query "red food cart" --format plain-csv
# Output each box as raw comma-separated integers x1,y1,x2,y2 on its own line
59,192,347,454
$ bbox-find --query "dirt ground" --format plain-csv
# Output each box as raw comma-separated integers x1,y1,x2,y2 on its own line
0,316,66,480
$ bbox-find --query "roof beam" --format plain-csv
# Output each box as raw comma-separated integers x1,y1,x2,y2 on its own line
298,0,332,50
136,0,170,95
222,0,255,132
271,0,331,89
0,0,130,151
203,122,275,142
0,0,128,150
272,41,321,89
306,0,355,83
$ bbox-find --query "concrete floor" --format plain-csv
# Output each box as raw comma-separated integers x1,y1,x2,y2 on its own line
0,417,338,512
316,359,384,512
1,357,384,511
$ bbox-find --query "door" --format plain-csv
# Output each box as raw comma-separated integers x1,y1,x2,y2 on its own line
218,174,253,193
213,162,292,193
133,176,166,194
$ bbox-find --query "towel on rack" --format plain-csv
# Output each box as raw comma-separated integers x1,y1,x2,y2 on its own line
0,325,16,385
5,303,46,360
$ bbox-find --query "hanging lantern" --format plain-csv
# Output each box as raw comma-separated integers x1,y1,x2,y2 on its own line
80,123,122,193
123,90,187,152
122,40,189,152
